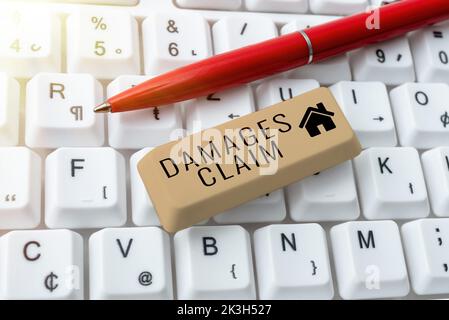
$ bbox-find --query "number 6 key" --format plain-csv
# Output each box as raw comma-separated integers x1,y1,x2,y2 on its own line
142,13,212,74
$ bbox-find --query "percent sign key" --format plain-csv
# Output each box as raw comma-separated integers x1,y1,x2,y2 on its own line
91,16,107,30
90,16,123,56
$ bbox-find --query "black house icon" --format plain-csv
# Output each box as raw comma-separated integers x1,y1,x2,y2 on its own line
299,102,336,137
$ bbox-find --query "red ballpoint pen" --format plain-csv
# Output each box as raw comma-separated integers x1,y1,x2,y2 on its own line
94,0,449,113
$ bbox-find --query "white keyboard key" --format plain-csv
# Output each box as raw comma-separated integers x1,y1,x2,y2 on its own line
176,0,242,10
422,148,449,217
254,224,334,299
214,189,286,224
256,78,320,109
185,86,255,133
0,147,41,229
0,73,20,146
108,75,182,148
281,19,351,85
25,73,104,148
350,37,415,85
354,147,429,220
174,226,256,299
130,148,160,226
310,0,368,15
143,13,212,74
0,229,83,300
45,147,127,229
331,221,409,300
89,227,173,299
286,161,360,222
67,9,140,79
0,10,61,78
245,0,308,13
330,81,397,147
410,26,449,84
402,219,449,295
390,83,449,148
213,16,277,54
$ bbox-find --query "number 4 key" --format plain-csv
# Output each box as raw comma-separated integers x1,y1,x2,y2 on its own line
0,10,61,78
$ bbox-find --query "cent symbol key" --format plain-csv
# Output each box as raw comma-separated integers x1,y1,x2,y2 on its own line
0,229,83,299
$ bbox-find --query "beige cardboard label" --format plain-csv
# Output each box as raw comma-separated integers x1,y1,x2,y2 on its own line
138,87,362,232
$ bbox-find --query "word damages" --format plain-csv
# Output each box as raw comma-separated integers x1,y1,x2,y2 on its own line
162,116,287,185
138,88,361,232
160,102,337,187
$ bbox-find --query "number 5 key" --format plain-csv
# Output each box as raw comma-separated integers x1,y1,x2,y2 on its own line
66,9,140,80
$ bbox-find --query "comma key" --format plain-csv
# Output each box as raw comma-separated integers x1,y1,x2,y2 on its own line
138,87,362,233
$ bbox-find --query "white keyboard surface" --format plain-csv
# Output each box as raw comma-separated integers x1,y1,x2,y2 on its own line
0,0,449,300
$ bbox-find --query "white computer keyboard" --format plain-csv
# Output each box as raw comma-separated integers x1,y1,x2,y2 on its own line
0,0,449,300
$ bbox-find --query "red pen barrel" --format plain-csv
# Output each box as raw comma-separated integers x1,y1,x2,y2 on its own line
307,0,449,62
109,33,310,112
106,0,449,113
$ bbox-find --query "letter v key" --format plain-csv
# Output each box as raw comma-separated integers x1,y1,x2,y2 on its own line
116,238,133,258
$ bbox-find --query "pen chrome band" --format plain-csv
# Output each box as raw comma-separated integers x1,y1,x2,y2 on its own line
298,30,314,64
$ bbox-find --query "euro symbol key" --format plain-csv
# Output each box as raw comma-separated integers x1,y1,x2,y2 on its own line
44,272,59,292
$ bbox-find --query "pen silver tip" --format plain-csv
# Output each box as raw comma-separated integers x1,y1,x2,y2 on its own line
94,102,112,113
